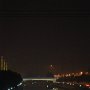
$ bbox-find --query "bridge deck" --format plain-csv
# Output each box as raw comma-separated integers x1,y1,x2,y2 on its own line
23,78,56,82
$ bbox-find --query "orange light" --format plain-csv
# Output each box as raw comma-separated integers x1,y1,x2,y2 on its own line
80,72,83,75
85,84,90,87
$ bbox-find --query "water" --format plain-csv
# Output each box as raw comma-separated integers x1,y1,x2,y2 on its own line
23,86,89,90
22,81,63,90
21,81,90,90
22,81,85,90
23,86,60,90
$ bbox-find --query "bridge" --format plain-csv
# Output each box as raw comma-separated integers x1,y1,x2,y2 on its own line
23,77,57,83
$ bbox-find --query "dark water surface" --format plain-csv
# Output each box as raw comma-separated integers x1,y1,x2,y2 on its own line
23,87,90,90
22,82,89,90
6,84,89,90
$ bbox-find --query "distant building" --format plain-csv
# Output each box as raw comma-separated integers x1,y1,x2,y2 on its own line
0,56,8,71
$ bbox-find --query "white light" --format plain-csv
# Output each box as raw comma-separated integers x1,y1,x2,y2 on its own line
79,85,82,87
8,89,10,90
11,87,13,89
47,85,48,88
19,82,22,85
67,82,69,84
17,82,22,86
53,88,58,90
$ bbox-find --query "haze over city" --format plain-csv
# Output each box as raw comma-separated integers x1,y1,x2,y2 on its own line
0,20,90,77
0,0,90,78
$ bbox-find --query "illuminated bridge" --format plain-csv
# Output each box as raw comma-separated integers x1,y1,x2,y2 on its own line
23,77,57,83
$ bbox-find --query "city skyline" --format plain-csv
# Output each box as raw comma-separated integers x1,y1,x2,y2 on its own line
0,30,90,77
0,0,90,77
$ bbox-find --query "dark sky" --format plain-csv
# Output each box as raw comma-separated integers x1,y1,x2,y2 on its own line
0,0,90,77
0,0,90,10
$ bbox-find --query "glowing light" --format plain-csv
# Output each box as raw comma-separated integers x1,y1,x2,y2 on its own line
17,82,22,86
80,72,83,75
47,85,48,88
50,65,53,67
85,84,90,87
67,82,69,84
85,72,89,75
79,85,82,87
11,87,13,89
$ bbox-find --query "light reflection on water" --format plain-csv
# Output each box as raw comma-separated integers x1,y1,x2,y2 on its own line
21,81,60,90
23,87,59,90
22,82,60,90
16,82,84,90
16,84,84,90
13,82,89,90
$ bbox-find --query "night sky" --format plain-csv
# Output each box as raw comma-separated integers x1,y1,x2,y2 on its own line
0,0,90,77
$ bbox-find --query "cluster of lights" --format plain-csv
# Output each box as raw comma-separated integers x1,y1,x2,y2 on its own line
66,82,74,86
60,82,75,86
54,71,89,78
79,84,90,89
61,81,90,89
60,82,80,86
46,85,58,90
8,87,15,90
8,82,22,90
